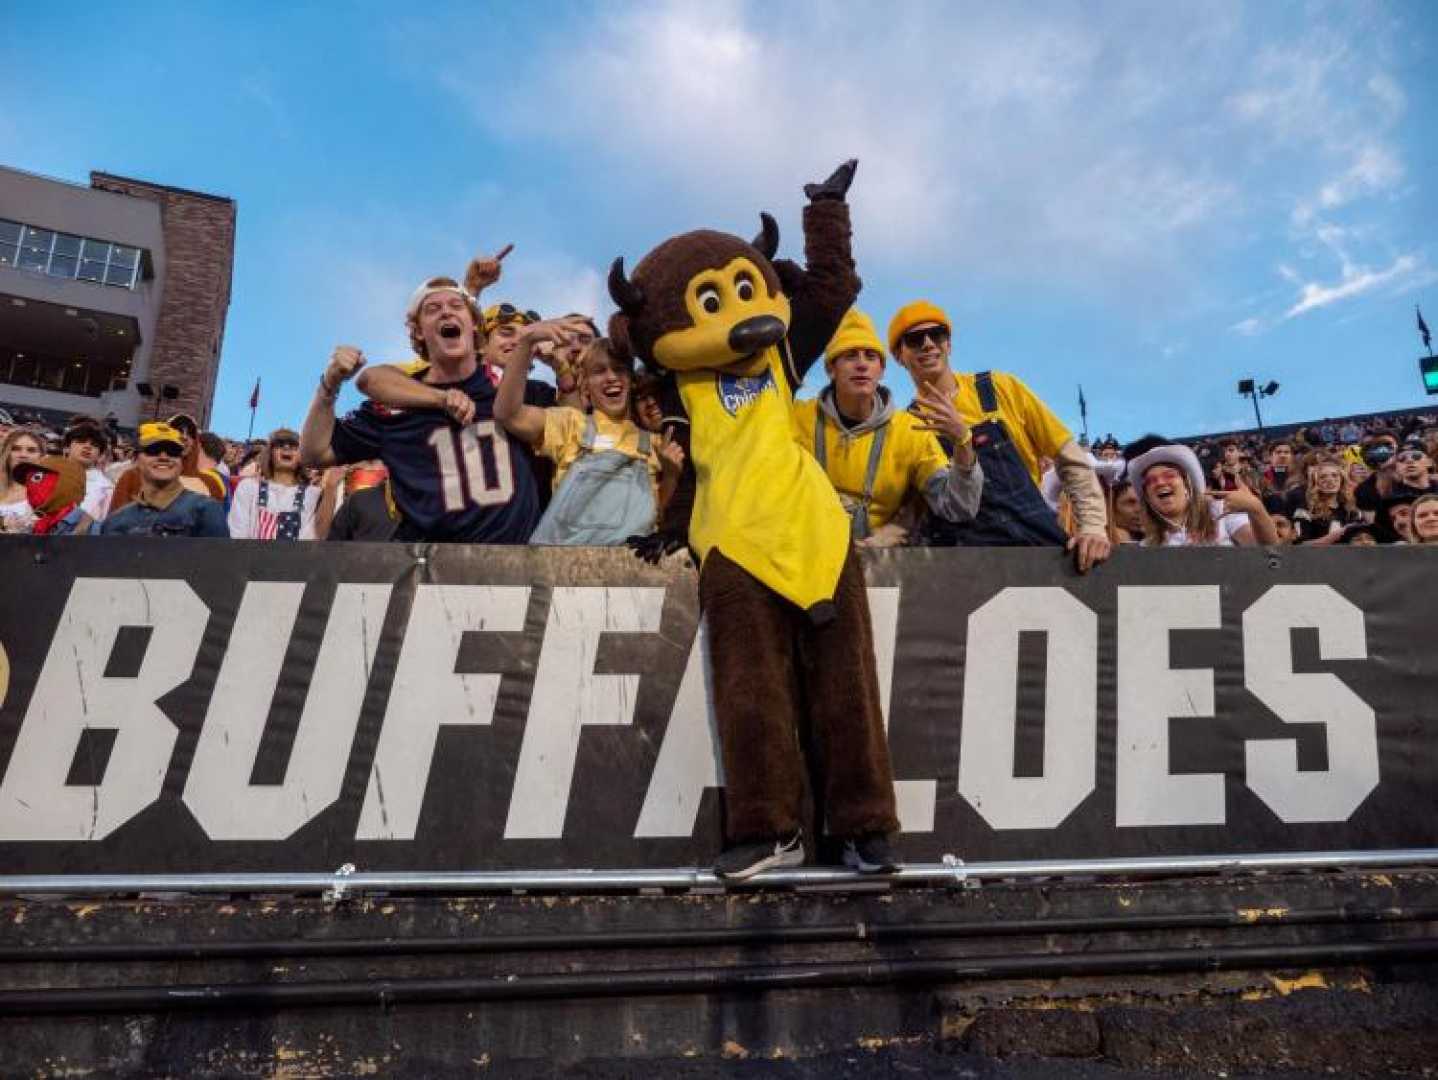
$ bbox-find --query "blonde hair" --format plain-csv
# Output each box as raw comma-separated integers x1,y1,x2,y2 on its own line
1412,492,1438,544
0,427,45,500
1305,453,1356,517
406,277,484,360
1139,471,1218,546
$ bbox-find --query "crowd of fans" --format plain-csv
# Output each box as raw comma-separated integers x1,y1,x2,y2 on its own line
3,261,1437,552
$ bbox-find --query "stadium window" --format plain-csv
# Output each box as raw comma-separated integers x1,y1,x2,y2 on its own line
0,219,19,268
9,352,36,387
39,356,66,390
77,238,109,283
48,233,81,280
18,226,54,272
0,346,118,399
106,245,139,287
0,220,146,289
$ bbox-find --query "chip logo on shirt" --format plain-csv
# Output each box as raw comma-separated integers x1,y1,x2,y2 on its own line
716,369,777,418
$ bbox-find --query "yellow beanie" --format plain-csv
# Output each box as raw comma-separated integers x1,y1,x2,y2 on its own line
887,300,952,357
824,308,885,367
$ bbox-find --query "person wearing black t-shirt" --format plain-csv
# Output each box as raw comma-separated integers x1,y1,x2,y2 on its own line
324,464,400,542
1282,454,1362,544
1354,431,1400,519
300,271,561,543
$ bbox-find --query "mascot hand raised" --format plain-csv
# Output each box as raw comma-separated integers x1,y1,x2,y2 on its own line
803,158,858,202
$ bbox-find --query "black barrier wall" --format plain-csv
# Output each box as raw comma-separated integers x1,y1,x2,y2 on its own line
0,538,1434,872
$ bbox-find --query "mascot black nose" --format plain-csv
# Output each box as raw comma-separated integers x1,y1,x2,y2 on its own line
728,315,787,355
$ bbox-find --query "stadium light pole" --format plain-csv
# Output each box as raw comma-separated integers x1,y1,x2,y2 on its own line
1237,379,1279,434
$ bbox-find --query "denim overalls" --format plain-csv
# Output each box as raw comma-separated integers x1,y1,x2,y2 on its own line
528,416,656,546
916,371,1067,547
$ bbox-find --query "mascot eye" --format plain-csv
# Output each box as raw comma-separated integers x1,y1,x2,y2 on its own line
734,272,755,302
696,285,722,314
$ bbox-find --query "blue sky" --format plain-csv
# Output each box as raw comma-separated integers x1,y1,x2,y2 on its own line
3,1,1435,440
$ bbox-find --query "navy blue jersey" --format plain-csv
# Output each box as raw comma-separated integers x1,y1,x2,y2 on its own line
330,365,551,543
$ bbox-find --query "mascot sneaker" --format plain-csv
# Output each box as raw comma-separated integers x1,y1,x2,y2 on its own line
842,833,900,874
714,832,805,881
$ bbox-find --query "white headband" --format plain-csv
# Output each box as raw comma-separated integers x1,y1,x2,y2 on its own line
406,283,476,321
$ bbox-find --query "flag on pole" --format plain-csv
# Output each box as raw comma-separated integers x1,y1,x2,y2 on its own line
1420,306,1432,353
249,378,261,410
1078,384,1088,421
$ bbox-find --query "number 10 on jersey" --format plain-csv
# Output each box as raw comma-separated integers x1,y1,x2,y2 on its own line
428,420,515,511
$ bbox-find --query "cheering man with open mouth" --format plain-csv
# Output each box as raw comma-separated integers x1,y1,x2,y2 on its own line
300,257,565,543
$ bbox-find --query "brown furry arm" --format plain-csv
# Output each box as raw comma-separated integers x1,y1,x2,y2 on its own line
654,374,694,540
628,372,695,562
782,199,862,386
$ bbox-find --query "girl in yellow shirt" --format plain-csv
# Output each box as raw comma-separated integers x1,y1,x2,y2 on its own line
495,329,684,545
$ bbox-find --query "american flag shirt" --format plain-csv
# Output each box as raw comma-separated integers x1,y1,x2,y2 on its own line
227,477,317,541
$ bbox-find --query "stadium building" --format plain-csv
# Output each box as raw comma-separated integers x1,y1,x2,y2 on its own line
0,165,234,431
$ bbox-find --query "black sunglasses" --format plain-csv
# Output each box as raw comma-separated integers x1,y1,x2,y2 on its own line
1396,450,1427,463
140,443,184,459
269,438,300,450
899,325,950,351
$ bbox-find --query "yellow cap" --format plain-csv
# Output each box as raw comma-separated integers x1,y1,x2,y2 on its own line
138,421,186,449
824,308,885,367
887,300,952,357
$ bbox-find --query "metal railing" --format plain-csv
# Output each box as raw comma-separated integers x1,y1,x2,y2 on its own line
1,847,1434,897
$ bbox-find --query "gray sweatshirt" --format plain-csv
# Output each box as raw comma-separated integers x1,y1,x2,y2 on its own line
816,385,983,527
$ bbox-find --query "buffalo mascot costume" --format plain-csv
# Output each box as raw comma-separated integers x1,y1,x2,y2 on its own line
608,161,901,879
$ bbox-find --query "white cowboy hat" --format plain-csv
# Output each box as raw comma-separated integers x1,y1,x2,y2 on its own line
1127,444,1206,499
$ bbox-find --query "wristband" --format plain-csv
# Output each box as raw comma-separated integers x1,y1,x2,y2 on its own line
953,429,974,449
318,378,339,401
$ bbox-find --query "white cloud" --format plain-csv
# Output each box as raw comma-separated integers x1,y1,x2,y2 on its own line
437,0,1262,303
1226,25,1408,228
1367,73,1407,121
280,192,608,363
1210,13,1421,331
1283,254,1420,319
1294,143,1404,225
498,255,607,326
409,0,1428,341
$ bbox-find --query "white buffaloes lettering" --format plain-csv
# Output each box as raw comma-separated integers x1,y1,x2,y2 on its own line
1116,586,1225,827
959,588,1098,830
505,587,664,839
0,581,1386,842
0,578,207,840
356,584,529,840
183,582,391,840
1243,585,1378,822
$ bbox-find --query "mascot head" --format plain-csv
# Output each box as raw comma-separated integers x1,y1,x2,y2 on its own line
608,214,792,374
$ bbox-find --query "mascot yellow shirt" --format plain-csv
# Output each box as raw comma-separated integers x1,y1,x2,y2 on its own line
678,349,851,611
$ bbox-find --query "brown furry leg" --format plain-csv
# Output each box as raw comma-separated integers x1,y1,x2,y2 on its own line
799,548,900,838
699,550,806,844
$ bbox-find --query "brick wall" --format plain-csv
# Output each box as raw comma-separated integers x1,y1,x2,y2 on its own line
90,174,235,429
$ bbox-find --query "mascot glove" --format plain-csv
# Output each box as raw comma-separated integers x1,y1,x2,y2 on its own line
626,531,686,565
804,158,858,202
